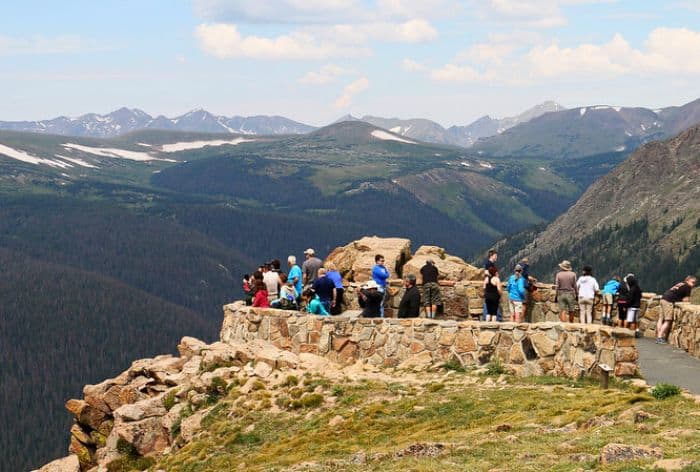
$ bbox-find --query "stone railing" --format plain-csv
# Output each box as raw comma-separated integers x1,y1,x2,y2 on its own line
341,280,700,360
221,303,638,378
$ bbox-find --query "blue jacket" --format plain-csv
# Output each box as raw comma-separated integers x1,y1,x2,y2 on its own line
506,274,526,302
601,279,620,295
372,264,390,288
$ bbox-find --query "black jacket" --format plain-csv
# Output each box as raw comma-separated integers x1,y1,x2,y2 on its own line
359,289,383,318
398,285,421,318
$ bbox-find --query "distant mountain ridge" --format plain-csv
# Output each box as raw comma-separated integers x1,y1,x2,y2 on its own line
472,98,700,159
338,101,565,147
0,108,316,138
497,123,700,290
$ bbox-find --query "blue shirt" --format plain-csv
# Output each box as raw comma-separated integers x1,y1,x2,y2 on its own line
306,295,329,316
602,280,620,295
372,264,390,288
326,270,343,289
506,274,526,302
288,265,302,295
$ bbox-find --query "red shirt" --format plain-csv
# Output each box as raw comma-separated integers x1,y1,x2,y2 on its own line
252,290,269,308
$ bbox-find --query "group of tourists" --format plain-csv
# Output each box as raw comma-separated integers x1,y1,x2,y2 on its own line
243,249,345,316
242,248,696,344
554,260,696,342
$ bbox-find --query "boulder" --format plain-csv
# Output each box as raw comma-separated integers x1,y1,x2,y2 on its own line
600,443,662,465
36,455,80,472
114,416,169,456
177,336,207,358
402,245,482,283
325,236,411,282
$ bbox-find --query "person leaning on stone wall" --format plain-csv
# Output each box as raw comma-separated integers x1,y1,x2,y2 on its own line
656,275,697,344
420,259,441,319
359,280,384,318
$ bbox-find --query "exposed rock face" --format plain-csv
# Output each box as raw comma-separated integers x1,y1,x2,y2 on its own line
62,337,307,470
402,245,482,283
325,236,411,282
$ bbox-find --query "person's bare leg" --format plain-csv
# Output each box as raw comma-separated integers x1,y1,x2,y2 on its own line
655,316,664,338
559,311,568,322
659,320,672,340
569,311,575,323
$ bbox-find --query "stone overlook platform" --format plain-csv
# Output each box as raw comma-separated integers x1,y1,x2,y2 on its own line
222,303,638,378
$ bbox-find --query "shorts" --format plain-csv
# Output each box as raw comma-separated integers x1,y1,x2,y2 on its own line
660,299,674,321
626,307,639,323
557,292,576,312
602,293,614,305
509,300,523,314
422,282,442,306
617,304,628,320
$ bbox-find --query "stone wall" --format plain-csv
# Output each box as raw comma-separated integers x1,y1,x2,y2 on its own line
342,281,700,360
221,302,638,378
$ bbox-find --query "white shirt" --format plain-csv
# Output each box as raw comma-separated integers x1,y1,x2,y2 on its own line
263,271,280,298
576,275,599,300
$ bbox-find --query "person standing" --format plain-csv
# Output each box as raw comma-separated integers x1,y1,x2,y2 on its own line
625,275,642,335
483,266,502,322
576,265,599,324
656,276,697,344
506,264,526,323
616,276,630,327
420,259,441,319
600,276,621,326
398,274,421,318
302,248,323,288
372,254,390,317
287,255,303,300
312,268,336,314
555,260,577,323
482,250,502,321
324,262,345,315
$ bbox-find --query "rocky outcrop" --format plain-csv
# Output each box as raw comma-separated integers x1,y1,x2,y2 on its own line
401,245,482,283
325,236,411,282
221,303,639,378
34,455,80,472
63,337,305,470
600,443,662,465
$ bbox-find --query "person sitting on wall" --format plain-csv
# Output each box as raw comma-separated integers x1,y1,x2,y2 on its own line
398,274,421,318
359,280,384,318
656,275,697,344
252,279,269,308
271,273,298,310
303,288,329,316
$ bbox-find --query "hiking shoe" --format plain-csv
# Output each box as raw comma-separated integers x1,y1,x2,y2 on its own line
655,338,662,344
658,338,668,344
634,330,641,338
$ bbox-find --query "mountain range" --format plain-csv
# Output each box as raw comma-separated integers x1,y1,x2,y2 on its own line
0,108,315,138
497,123,700,288
473,98,700,159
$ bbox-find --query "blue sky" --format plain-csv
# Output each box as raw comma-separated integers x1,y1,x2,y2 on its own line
2,1,700,126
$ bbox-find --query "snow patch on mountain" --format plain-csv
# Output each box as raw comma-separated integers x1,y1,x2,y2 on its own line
55,155,99,168
62,143,175,162
0,144,69,167
159,138,255,153
370,130,416,144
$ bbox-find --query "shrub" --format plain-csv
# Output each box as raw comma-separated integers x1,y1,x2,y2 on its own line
427,383,446,392
485,359,506,376
444,358,466,373
331,385,345,397
282,375,299,387
650,383,682,400
291,393,324,409
162,389,179,410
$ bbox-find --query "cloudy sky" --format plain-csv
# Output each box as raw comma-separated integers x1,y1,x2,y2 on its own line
2,0,700,126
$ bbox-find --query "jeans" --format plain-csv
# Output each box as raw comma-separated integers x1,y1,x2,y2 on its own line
378,287,386,317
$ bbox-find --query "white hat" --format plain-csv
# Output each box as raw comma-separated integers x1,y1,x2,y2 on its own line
364,280,380,290
304,248,315,255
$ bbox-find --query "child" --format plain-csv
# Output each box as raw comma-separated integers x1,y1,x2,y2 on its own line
243,274,254,306
252,279,269,308
600,276,620,326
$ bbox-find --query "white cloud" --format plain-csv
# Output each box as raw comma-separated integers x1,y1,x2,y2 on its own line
482,0,567,28
334,77,369,108
432,27,700,83
402,58,425,71
299,64,348,84
194,0,363,24
0,35,105,55
313,19,438,44
195,23,367,59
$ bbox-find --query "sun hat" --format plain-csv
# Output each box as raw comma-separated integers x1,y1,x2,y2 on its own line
559,260,573,271
364,280,380,290
515,264,523,271
304,248,315,255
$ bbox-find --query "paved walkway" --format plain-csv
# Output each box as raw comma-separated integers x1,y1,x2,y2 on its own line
637,337,700,394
